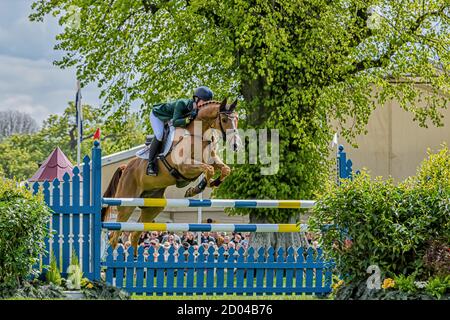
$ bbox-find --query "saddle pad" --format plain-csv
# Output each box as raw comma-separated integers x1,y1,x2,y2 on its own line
136,126,175,159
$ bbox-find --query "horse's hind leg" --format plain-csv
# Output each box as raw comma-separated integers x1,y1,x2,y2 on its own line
110,206,136,249
107,161,144,249
130,207,164,254
130,188,166,255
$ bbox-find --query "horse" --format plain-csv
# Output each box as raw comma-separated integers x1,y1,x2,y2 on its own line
102,98,241,251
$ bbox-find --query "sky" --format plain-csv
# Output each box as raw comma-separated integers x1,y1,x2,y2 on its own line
0,0,101,126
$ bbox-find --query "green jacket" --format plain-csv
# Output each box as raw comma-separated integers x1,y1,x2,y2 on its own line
152,98,194,127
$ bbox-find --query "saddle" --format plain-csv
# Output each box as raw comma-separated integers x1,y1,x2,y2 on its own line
142,124,198,188
144,123,170,149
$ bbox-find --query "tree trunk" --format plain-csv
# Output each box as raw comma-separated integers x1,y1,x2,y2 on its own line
238,74,310,251
248,213,308,250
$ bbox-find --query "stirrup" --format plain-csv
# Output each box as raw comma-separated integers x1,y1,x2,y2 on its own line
146,162,158,176
146,167,157,176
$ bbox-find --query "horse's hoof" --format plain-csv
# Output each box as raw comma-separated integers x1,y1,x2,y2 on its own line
209,177,222,187
184,187,198,198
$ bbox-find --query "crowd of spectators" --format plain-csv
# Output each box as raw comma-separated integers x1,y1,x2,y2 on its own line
114,230,251,255
112,229,319,256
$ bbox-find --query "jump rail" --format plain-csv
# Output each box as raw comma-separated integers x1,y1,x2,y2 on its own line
102,222,309,232
102,198,316,209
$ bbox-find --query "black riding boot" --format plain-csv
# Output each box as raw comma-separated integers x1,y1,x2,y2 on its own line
146,138,162,176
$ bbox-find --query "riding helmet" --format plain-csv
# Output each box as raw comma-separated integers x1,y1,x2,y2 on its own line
193,86,214,101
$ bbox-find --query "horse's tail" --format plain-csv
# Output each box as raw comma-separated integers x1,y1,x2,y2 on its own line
101,164,127,222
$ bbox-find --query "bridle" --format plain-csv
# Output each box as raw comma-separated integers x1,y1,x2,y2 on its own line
190,101,237,142
217,111,237,142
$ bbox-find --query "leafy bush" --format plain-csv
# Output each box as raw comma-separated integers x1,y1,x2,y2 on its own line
0,178,52,286
46,254,62,286
310,145,450,290
425,275,450,299
0,280,65,299
81,280,130,300
333,278,446,300
423,239,450,277
393,274,418,294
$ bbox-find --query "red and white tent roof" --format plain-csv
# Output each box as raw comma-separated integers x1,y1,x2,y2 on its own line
29,147,77,182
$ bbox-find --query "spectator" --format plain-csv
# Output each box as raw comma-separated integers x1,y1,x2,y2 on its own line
149,231,159,241
305,232,314,246
138,233,147,245
183,232,198,246
162,231,181,244
167,234,175,245
216,235,224,247
200,232,215,244
149,239,159,250
119,232,128,243
210,231,219,240
159,231,168,243
182,242,190,250
232,233,242,245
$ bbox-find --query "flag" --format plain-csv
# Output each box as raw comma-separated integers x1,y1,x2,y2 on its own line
93,128,101,141
331,132,338,147
75,81,83,141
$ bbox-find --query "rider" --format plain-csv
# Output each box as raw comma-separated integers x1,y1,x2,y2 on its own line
146,86,214,176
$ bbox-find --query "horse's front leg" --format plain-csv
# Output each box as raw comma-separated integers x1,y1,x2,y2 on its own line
179,160,216,197
209,156,231,187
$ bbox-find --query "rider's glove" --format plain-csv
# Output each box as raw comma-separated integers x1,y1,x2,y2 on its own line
189,109,198,121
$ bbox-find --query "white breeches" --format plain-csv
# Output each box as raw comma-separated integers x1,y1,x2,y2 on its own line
150,111,164,141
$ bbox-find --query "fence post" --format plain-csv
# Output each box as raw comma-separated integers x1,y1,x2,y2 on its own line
337,145,354,183
336,145,345,183
92,141,102,280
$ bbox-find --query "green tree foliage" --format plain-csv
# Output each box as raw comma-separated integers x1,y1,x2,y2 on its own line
0,103,145,180
29,1,450,227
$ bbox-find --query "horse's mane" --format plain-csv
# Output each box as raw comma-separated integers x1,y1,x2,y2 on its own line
199,100,222,107
197,100,223,120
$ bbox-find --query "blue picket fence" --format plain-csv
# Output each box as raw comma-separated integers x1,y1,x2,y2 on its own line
30,142,355,296
31,144,102,280
104,246,333,296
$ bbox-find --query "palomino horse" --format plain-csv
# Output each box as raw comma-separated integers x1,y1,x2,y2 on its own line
102,98,241,250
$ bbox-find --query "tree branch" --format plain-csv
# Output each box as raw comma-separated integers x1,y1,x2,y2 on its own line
348,6,448,77
142,0,169,14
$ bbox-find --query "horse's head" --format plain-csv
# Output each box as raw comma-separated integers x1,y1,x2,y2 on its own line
196,98,242,152
217,98,242,152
